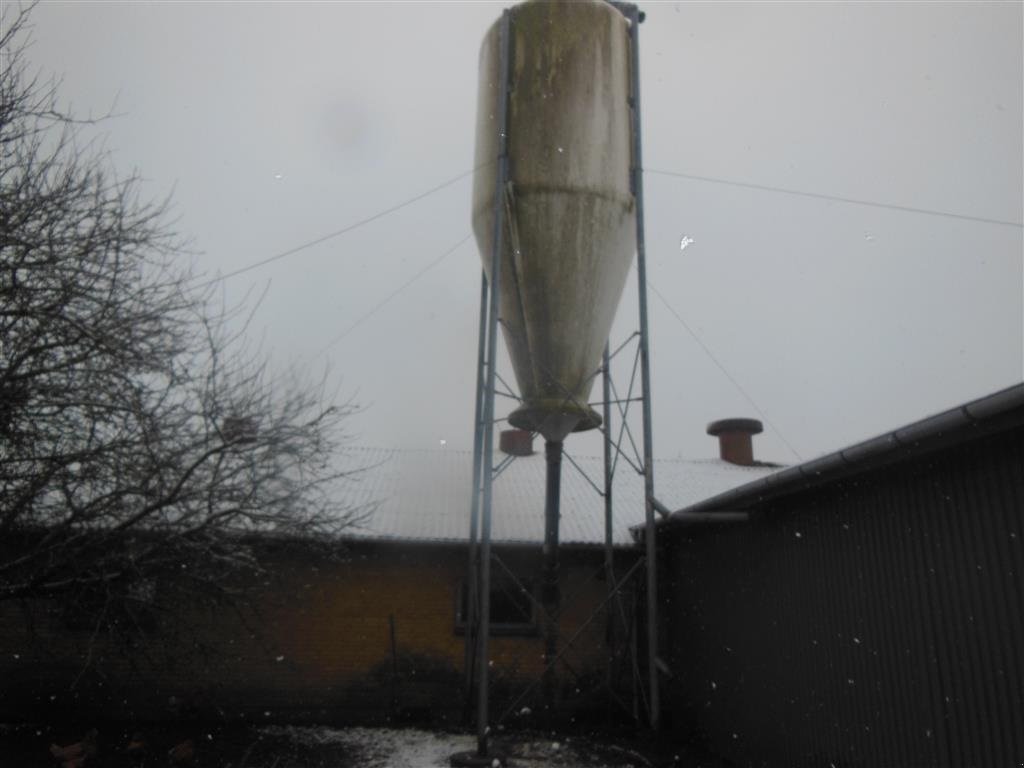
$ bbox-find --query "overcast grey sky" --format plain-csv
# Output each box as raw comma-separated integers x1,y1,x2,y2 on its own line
21,0,1023,468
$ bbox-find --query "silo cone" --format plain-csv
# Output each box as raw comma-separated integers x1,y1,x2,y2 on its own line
472,0,636,443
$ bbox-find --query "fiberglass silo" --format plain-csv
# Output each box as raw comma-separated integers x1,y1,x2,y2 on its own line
472,0,636,444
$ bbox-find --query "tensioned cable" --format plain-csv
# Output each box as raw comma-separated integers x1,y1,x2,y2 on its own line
646,167,1024,229
314,233,473,357
196,162,1015,291
195,165,487,288
648,281,804,462
253,232,472,393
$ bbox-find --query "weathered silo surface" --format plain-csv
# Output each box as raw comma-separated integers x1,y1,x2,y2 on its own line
472,0,636,443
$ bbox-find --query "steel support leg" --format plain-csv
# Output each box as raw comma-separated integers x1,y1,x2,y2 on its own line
475,9,512,758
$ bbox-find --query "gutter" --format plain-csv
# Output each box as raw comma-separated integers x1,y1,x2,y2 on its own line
660,382,1024,527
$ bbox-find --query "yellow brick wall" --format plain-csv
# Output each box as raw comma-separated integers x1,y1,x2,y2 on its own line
0,541,639,722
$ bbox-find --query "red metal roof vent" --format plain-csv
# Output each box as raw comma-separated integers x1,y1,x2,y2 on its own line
707,418,763,466
499,428,535,457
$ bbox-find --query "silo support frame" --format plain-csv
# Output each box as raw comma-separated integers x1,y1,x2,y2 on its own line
623,1,661,732
462,272,489,719
464,334,659,731
490,554,647,723
462,2,660,749
465,316,660,732
464,8,512,763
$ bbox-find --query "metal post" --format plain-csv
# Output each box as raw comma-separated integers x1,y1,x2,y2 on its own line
542,439,563,712
601,343,617,710
626,4,661,731
602,344,615,585
463,271,490,712
476,9,511,758
389,613,400,716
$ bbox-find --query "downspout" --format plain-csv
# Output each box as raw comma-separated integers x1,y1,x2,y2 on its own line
542,439,563,712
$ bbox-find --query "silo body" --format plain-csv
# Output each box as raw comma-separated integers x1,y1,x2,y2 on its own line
472,0,636,442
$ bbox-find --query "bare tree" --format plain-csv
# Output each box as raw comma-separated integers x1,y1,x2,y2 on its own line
0,7,362,634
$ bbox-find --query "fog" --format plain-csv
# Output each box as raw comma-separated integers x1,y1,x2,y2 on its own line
25,0,1023,467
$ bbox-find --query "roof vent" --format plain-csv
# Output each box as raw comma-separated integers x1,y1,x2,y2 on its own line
707,418,763,466
499,429,535,457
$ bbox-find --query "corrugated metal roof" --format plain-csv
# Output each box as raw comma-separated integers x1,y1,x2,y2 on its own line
340,447,780,547
665,382,1024,520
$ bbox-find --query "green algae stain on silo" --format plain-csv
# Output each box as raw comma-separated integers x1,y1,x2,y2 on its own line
472,1,636,442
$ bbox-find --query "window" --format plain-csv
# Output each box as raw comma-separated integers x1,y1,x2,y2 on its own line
455,576,537,636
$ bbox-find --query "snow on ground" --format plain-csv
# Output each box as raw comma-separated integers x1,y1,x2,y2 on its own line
264,725,653,768
267,725,474,768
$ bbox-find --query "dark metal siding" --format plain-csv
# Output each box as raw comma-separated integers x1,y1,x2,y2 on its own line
661,428,1023,767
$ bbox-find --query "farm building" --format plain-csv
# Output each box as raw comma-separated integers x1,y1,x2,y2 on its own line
4,378,1021,768
652,383,1024,767
0,429,778,725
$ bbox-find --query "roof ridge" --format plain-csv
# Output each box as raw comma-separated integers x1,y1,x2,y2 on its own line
341,445,787,467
